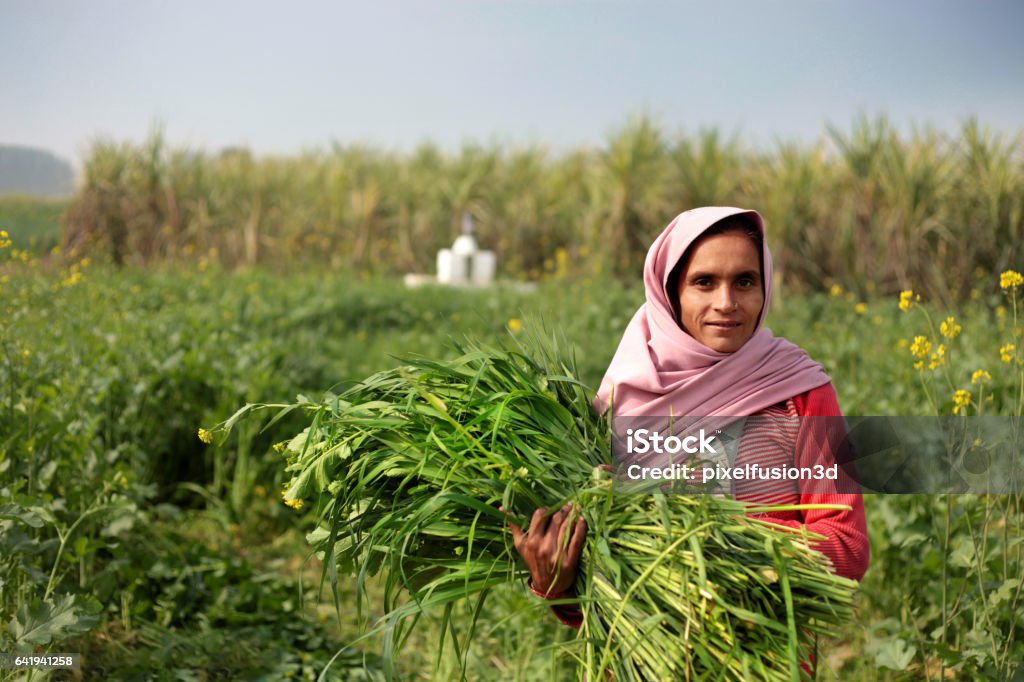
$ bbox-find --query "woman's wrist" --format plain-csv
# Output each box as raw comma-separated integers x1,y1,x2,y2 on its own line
527,577,570,599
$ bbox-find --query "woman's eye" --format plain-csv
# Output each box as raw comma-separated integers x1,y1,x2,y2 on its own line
738,277,756,288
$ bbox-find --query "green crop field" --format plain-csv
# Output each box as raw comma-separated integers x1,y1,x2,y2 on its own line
2,253,1022,680
0,195,66,256
2,119,1023,680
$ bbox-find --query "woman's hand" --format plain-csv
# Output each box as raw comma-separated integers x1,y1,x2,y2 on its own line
509,505,587,596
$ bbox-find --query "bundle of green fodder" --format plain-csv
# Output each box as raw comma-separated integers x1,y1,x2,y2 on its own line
221,337,856,681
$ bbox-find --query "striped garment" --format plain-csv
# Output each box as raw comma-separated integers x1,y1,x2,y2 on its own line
548,381,870,629
738,383,870,583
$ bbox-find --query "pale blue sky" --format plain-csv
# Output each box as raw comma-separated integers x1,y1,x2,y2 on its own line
3,0,1022,166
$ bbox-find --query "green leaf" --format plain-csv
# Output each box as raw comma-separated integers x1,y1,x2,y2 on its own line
222,403,257,435
27,505,58,526
38,460,58,486
963,625,994,665
288,442,350,499
988,578,1021,607
8,595,101,646
102,507,138,537
0,527,49,556
874,637,916,670
948,535,976,568
260,403,302,433
0,503,45,528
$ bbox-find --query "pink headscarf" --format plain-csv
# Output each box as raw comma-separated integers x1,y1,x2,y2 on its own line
594,206,830,417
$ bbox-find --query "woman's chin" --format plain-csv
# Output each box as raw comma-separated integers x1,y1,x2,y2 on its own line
697,330,752,353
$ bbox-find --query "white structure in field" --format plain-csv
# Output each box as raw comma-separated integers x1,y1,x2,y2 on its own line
435,213,496,286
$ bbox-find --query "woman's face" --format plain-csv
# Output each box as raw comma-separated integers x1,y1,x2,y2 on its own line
675,231,764,353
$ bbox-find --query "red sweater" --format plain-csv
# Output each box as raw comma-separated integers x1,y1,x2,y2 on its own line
549,382,870,628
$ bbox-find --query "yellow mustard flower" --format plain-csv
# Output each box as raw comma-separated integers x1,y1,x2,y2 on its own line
272,441,288,454
855,303,868,315
913,360,925,371
0,230,11,249
971,369,991,385
281,486,304,510
1000,344,1016,363
508,318,523,333
1000,270,1024,290
830,284,843,297
898,290,914,311
952,390,972,415
910,336,931,359
939,316,961,339
197,428,213,444
928,344,946,370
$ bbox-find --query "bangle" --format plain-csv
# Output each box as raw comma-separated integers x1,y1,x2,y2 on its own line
527,579,566,600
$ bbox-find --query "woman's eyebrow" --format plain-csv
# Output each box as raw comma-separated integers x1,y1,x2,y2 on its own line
687,269,760,280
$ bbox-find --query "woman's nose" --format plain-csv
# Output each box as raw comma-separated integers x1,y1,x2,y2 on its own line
714,287,736,311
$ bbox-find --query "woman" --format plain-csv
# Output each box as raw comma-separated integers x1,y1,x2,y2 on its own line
510,206,869,627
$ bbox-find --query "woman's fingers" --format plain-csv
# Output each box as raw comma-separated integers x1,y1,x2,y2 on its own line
501,506,525,551
511,504,586,571
509,521,524,551
549,506,568,539
528,507,550,541
550,505,574,556
566,516,587,567
505,504,588,595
